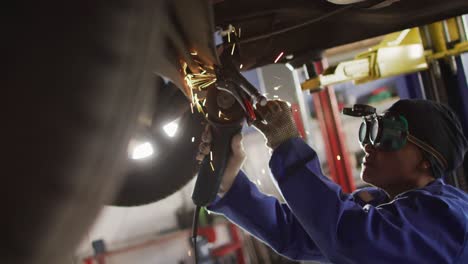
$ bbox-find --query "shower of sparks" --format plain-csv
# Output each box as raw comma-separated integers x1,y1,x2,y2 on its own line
273,95,279,99
232,25,237,36
274,52,285,63
210,151,213,161
186,71,217,91
218,111,229,120
240,64,243,69
273,85,281,91
192,137,195,142
182,58,216,114
193,94,205,114
224,25,239,56
190,103,194,114
210,162,215,171
184,26,242,116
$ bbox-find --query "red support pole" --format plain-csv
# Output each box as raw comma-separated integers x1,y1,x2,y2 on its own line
83,257,94,264
311,60,355,193
210,223,245,264
229,223,245,264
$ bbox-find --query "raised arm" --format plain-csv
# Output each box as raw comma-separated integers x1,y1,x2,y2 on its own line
208,170,327,262
270,138,466,264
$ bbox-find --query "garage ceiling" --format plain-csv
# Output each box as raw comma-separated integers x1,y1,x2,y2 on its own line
213,0,468,69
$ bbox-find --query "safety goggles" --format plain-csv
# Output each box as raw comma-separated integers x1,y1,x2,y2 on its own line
344,104,449,168
358,113,409,151
343,104,409,152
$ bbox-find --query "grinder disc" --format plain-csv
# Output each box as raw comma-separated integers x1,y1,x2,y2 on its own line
205,85,245,124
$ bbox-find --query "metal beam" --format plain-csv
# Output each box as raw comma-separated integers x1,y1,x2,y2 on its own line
307,61,355,193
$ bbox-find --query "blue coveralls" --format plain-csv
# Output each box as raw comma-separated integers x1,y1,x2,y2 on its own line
207,138,468,263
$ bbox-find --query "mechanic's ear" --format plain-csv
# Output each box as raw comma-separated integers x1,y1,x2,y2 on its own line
423,161,431,169
423,160,431,169
418,160,431,172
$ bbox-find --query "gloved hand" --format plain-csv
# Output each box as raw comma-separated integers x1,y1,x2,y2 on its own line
196,125,246,196
253,100,300,149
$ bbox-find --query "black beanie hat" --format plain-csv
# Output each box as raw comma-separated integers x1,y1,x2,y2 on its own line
387,99,468,178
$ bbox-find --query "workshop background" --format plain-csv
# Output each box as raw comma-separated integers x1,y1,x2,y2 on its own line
75,14,468,264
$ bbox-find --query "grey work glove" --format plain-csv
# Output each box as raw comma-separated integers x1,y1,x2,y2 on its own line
253,100,300,149
196,125,246,196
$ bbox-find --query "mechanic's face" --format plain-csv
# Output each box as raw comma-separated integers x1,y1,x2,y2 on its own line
360,141,426,192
